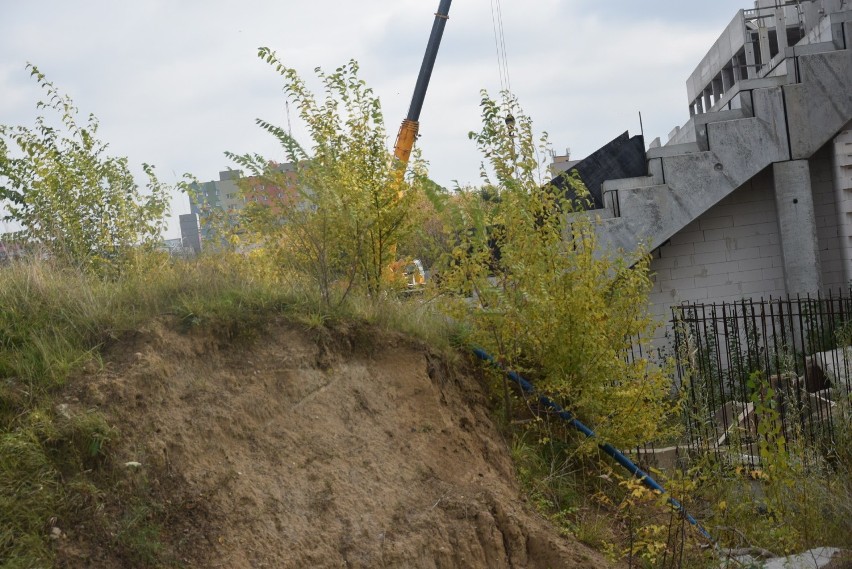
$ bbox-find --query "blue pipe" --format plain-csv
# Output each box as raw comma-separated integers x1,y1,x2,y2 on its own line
471,346,716,544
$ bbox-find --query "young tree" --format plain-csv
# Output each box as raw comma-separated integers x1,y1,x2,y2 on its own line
227,50,426,305
437,92,672,447
0,65,169,275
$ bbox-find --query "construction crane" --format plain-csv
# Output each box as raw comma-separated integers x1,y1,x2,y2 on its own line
390,0,452,289
393,0,453,167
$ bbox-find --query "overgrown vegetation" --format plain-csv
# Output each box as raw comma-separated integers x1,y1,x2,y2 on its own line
188,48,438,306
0,65,169,277
670,303,852,563
0,253,462,567
413,92,717,567
700,378,849,558
702,396,852,556
2,58,849,569
0,63,454,566
434,92,673,449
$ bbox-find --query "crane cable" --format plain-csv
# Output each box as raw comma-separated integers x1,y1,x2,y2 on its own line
490,0,522,178
490,0,512,94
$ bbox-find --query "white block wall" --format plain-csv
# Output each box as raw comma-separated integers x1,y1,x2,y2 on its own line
646,145,851,327
647,169,785,323
832,126,852,285
812,143,846,291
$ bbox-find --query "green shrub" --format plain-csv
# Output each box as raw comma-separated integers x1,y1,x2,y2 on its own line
436,92,673,448
222,51,435,305
0,65,169,276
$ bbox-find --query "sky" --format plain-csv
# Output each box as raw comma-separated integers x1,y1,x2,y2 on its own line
1,0,750,239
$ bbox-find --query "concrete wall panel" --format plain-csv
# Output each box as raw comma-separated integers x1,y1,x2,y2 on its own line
785,49,852,159
809,143,847,290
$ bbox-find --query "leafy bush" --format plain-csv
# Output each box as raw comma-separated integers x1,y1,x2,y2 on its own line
436,92,673,448
0,65,169,276
224,50,433,305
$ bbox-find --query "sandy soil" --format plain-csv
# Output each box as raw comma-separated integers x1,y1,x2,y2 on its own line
56,318,612,568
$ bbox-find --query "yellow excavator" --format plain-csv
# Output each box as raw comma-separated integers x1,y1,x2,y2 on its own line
391,0,453,289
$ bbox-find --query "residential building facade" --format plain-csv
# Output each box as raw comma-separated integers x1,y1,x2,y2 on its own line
182,163,298,250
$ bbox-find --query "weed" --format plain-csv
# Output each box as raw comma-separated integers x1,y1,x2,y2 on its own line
0,251,483,565
116,503,167,566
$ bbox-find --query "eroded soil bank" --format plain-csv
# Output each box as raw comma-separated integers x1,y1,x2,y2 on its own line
56,319,611,568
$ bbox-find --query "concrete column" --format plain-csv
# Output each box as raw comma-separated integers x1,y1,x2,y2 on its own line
832,126,852,284
721,64,734,93
744,39,757,79
774,8,789,54
712,76,724,103
758,23,772,71
773,160,823,296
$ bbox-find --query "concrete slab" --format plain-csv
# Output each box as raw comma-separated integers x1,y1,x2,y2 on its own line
647,142,701,159
728,547,845,569
601,175,660,193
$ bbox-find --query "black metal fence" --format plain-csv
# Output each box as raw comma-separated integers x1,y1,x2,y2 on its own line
668,293,852,469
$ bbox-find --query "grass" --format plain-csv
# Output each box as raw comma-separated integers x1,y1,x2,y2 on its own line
499,378,852,568
0,252,460,567
5,250,848,568
116,503,167,566
699,424,852,556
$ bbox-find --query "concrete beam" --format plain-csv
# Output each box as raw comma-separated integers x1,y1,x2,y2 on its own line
787,41,838,58
601,175,660,194
737,75,791,90
773,160,823,296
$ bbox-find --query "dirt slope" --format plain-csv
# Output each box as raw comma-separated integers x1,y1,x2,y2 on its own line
58,318,611,568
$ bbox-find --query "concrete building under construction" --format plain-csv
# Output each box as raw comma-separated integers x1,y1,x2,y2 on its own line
565,0,852,322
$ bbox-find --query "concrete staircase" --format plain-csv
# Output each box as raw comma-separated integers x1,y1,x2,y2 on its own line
592,26,852,257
